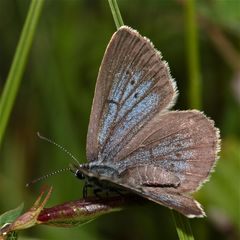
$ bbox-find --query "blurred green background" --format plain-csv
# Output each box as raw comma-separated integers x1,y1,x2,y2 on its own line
0,0,239,239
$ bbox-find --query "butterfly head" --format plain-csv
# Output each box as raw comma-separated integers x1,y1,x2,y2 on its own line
69,163,90,180
75,170,85,180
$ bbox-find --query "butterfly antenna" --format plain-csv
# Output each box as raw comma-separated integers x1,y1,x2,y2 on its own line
37,132,80,165
26,167,71,187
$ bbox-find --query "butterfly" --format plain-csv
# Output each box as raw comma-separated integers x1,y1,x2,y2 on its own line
72,26,220,218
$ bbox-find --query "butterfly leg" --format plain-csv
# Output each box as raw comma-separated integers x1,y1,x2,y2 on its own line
83,182,93,198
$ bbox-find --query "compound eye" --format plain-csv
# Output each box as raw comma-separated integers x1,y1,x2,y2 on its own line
76,170,85,180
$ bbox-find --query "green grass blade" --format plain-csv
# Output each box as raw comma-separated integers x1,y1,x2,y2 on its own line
108,0,124,29
185,0,202,109
172,211,195,240
0,0,45,147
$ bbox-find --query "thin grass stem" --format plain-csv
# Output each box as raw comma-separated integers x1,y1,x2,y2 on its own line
108,0,124,29
185,0,202,109
172,211,195,240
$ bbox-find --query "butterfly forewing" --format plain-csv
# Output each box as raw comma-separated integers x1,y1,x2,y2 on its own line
86,26,177,163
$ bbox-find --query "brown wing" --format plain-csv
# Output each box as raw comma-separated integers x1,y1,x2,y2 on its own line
136,187,205,218
86,26,177,163
117,111,220,193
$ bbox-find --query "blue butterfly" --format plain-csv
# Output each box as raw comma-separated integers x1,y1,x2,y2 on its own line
72,26,220,218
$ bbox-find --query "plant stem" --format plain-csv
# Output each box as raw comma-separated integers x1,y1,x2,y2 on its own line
172,211,195,240
0,0,45,147
185,0,202,109
108,0,124,29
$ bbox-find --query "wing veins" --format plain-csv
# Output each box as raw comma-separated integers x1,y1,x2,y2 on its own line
98,31,141,128
110,37,142,103
99,39,148,147
101,92,159,161
100,74,161,154
119,55,163,107
112,41,149,107
118,126,195,162
100,53,163,152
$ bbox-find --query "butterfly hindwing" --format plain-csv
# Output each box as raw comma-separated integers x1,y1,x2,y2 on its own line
115,111,219,193
138,187,205,218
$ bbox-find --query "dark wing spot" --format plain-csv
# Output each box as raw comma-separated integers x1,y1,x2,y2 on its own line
175,152,181,158
107,99,118,105
134,93,138,99
130,80,135,85
169,163,175,171
126,69,131,77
